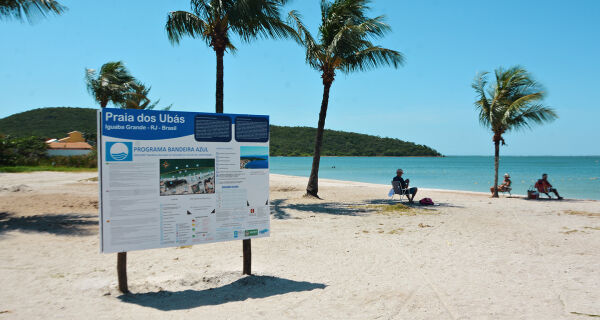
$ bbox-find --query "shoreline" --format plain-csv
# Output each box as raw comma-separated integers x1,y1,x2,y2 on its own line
270,173,600,202
1,170,596,201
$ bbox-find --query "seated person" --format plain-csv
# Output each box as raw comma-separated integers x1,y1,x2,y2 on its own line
490,173,512,194
393,169,418,203
534,173,563,200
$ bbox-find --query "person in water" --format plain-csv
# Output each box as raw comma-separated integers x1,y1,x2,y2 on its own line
491,173,512,195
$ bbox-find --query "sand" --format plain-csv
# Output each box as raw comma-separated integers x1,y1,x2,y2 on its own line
0,171,599,319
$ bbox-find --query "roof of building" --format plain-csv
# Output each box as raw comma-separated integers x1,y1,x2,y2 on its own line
47,142,92,150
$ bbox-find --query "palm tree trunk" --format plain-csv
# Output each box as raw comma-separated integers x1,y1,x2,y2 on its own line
306,80,333,198
492,139,500,198
215,48,225,114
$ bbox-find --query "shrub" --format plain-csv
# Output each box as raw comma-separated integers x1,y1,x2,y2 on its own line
0,135,48,166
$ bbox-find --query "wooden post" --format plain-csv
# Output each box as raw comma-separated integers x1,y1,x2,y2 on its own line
243,239,251,275
117,252,128,293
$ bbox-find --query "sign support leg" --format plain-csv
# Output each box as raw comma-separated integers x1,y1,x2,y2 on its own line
243,239,251,275
117,252,128,293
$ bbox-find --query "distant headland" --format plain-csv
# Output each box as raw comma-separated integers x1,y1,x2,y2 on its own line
0,107,441,157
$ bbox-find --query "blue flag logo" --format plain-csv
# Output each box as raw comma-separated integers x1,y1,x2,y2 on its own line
106,142,132,161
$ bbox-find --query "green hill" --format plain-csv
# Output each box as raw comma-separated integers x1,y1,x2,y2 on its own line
0,107,97,139
270,126,440,156
0,107,441,156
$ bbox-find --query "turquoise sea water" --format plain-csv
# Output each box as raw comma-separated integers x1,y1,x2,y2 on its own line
270,156,600,200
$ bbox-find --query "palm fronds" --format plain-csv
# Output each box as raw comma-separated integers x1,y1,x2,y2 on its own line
166,11,209,45
86,61,169,110
472,66,558,137
289,0,404,77
165,0,293,113
85,61,135,108
166,0,293,51
0,0,66,22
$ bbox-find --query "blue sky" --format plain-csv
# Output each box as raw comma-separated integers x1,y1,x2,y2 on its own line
1,0,599,155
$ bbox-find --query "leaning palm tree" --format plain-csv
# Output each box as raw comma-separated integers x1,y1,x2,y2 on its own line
473,66,558,197
122,82,173,111
122,82,159,110
165,0,294,113
0,0,66,22
85,61,135,108
289,0,404,198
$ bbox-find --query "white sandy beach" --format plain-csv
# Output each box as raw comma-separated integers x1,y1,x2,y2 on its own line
0,171,599,319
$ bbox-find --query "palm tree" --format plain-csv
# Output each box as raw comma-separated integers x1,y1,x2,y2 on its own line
165,0,294,113
122,82,173,110
472,66,558,197
122,82,159,110
85,61,135,108
0,0,66,22
289,0,404,198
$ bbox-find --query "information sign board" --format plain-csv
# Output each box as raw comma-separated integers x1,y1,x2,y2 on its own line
98,109,270,253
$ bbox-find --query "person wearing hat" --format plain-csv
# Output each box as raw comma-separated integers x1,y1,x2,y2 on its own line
490,173,512,195
393,168,418,203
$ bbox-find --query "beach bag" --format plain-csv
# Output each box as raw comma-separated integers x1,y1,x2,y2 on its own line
527,186,539,200
419,198,434,205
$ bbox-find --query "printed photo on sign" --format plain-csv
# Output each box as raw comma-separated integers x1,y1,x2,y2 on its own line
159,159,215,196
240,146,269,169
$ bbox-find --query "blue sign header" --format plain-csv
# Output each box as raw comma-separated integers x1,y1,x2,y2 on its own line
100,108,269,142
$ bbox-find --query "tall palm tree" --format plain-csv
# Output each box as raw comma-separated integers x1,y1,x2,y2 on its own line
165,0,294,113
0,0,66,22
472,66,558,197
289,0,404,198
85,61,135,108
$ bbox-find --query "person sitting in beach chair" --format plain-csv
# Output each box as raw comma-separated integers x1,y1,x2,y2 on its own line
490,173,512,196
534,173,563,200
392,169,418,203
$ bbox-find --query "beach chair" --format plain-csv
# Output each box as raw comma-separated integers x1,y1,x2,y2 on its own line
499,187,512,197
391,181,411,202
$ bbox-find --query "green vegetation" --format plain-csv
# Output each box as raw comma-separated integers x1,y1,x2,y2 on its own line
289,0,405,198
0,107,440,158
0,107,96,139
0,135,47,166
166,0,294,113
0,134,97,168
85,61,170,110
0,0,66,23
271,126,440,157
85,61,134,108
473,66,557,197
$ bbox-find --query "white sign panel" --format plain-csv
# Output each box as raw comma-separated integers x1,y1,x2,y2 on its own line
98,109,270,253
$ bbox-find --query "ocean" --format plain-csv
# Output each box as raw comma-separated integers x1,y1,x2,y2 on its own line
270,156,600,200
